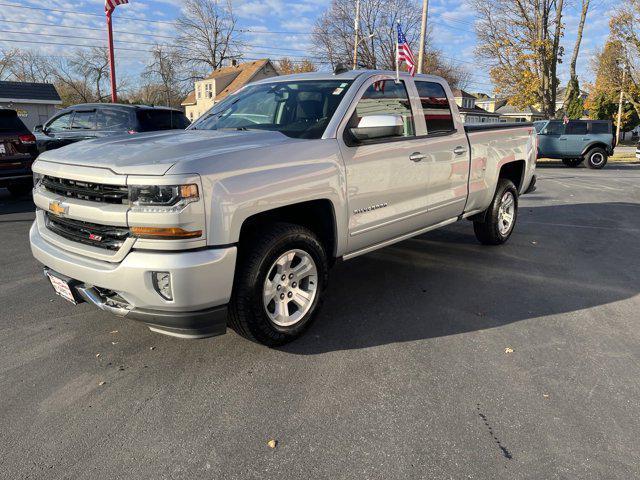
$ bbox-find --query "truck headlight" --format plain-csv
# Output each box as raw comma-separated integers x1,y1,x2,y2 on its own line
129,184,199,212
33,172,44,188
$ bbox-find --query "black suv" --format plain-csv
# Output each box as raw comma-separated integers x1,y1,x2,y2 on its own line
0,109,38,197
35,103,191,153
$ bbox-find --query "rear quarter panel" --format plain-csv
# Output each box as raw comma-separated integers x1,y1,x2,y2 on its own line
464,126,536,213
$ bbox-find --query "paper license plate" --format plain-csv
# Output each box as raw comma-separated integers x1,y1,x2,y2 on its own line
47,272,77,304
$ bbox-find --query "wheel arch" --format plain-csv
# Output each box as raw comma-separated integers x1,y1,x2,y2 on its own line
237,199,339,260
581,142,609,156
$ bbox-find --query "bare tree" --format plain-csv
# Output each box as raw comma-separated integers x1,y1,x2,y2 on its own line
142,45,187,108
8,50,52,83
471,0,566,117
175,0,242,77
312,0,421,70
68,47,111,101
0,49,17,80
311,0,467,86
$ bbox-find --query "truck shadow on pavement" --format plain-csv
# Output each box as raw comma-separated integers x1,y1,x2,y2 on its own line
0,190,35,216
282,202,640,355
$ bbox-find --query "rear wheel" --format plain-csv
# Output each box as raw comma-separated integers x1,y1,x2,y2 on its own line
473,179,518,245
585,147,608,169
229,223,328,346
562,158,582,168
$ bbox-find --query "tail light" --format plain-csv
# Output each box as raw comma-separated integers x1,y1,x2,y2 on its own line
18,134,36,145
127,130,138,135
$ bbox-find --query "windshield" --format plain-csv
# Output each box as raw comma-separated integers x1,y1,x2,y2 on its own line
189,80,353,139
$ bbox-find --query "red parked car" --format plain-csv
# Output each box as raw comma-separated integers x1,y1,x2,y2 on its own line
0,108,37,197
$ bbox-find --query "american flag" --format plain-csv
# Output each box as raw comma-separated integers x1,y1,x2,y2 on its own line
105,0,128,14
397,24,416,76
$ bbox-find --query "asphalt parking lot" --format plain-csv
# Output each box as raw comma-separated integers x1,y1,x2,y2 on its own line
1,164,639,479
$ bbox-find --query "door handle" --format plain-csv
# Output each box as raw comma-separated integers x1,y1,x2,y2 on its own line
453,146,467,156
409,152,426,162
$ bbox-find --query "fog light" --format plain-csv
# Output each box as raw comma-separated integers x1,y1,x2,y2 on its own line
152,272,173,300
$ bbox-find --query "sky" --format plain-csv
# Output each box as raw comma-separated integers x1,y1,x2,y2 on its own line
0,0,622,96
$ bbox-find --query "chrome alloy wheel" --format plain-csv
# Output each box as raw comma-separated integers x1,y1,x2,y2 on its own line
263,249,318,327
591,152,605,166
498,191,515,236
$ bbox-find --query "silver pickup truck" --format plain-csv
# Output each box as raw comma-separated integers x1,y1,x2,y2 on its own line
30,71,537,346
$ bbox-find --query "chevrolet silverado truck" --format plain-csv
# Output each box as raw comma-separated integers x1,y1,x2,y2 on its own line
30,71,537,346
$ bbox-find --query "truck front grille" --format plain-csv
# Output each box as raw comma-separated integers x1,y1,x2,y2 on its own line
45,213,130,251
43,176,129,204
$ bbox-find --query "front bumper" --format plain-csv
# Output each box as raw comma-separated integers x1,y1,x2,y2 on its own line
31,221,237,338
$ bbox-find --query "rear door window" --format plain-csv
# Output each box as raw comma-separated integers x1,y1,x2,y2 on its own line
0,110,29,133
565,121,588,135
414,81,455,134
136,110,191,131
71,110,96,130
95,108,131,131
589,122,610,134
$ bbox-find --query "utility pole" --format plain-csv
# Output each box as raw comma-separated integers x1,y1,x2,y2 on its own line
353,0,361,70
616,61,627,143
417,0,429,74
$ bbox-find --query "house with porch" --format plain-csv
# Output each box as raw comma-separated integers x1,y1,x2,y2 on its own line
452,89,500,124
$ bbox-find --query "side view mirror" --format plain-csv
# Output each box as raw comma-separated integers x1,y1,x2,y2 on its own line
350,114,404,141
34,125,43,133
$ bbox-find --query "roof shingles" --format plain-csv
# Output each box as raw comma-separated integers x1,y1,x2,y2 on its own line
0,81,61,102
182,59,273,106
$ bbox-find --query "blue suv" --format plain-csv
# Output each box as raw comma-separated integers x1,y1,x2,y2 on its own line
534,120,615,169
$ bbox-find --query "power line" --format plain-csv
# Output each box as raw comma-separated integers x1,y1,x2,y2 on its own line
0,2,174,25
0,28,314,54
0,19,177,39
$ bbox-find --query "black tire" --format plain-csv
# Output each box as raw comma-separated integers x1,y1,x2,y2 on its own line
473,179,518,245
228,223,328,346
7,182,32,197
584,147,608,169
562,158,583,168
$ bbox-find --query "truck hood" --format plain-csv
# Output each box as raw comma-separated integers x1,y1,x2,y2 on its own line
36,129,295,176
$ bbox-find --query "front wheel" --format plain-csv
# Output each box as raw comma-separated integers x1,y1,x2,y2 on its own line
229,223,328,346
473,179,518,245
584,148,608,169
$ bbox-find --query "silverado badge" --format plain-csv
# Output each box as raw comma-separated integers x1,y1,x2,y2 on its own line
49,201,68,216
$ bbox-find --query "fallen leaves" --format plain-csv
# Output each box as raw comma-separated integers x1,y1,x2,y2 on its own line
504,347,514,354
267,439,277,449
95,353,101,358
110,330,119,334
98,381,106,386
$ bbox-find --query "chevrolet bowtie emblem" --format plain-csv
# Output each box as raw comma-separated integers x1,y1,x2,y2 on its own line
49,201,68,216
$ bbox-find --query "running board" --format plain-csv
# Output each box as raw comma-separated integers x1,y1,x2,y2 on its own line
342,217,458,261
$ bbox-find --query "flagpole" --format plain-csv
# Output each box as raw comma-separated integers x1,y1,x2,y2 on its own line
352,0,360,70
106,10,118,103
396,21,400,83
